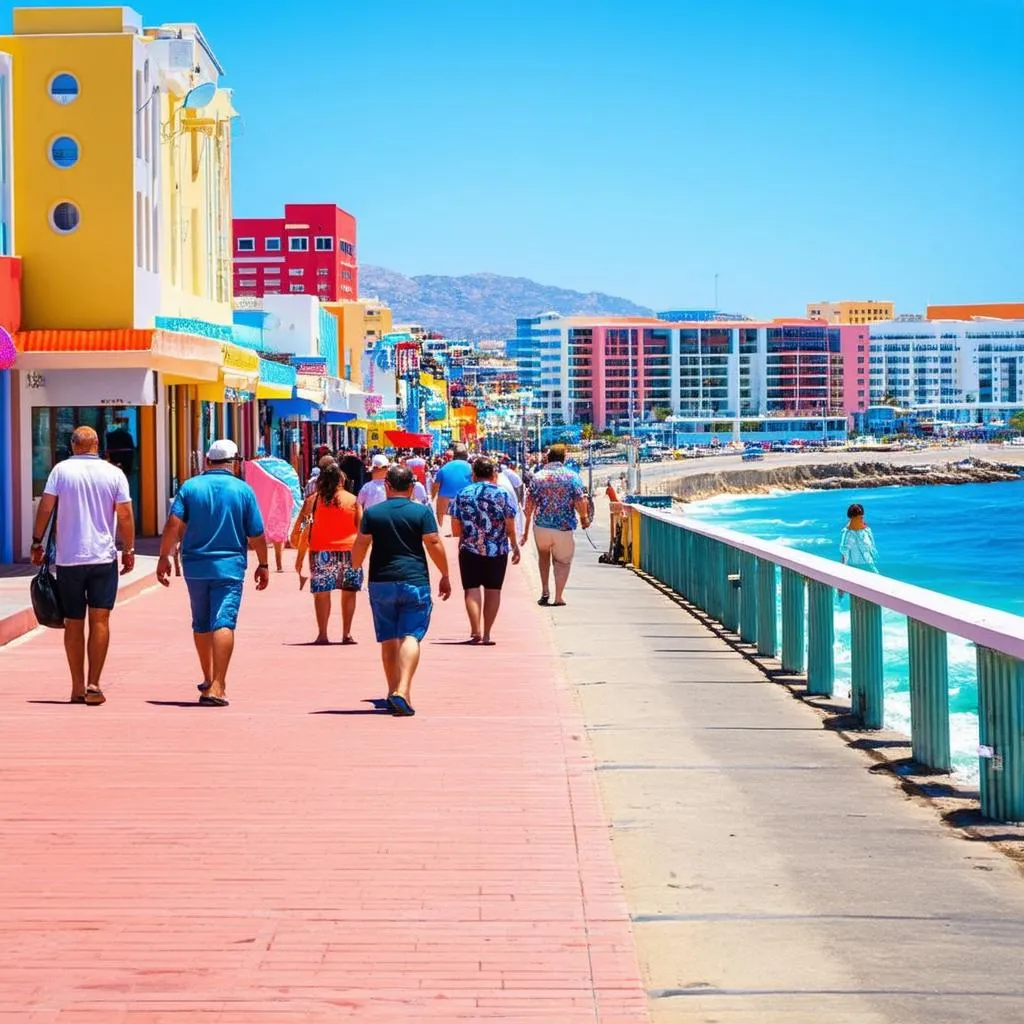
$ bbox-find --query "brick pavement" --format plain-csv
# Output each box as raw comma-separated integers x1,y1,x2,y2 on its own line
0,543,648,1022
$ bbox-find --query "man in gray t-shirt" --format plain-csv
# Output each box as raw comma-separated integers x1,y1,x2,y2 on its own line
31,426,135,705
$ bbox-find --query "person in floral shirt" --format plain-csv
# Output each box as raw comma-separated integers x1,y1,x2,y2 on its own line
450,458,521,644
521,444,591,607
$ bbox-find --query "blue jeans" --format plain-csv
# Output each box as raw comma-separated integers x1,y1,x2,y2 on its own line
185,578,244,633
367,581,432,643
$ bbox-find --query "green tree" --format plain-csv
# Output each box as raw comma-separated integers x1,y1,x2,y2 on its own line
1011,411,1024,434
651,406,671,422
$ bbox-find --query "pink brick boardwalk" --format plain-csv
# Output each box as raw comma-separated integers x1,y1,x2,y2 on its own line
0,547,647,1023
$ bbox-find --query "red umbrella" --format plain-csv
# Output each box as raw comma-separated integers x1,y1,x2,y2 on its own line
385,430,433,449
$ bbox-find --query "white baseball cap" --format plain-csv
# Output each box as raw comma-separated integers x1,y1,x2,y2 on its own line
207,438,239,462
371,454,391,469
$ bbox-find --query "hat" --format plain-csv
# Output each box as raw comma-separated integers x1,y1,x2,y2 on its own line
371,454,391,469
207,438,239,462
309,467,321,478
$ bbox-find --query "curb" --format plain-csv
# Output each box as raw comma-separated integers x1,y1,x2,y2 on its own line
0,570,159,648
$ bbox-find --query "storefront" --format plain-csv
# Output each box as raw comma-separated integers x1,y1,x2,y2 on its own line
17,368,157,546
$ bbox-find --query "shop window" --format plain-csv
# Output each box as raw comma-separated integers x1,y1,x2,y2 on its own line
51,201,80,234
49,72,79,105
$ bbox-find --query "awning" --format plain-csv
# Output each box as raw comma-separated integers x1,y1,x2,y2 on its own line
322,411,357,425
270,396,321,419
385,430,433,448
257,357,296,400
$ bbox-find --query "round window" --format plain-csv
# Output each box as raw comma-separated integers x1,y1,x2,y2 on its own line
51,202,80,234
50,136,79,169
49,73,80,105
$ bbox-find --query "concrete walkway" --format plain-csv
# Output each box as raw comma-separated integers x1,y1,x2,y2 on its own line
537,506,1024,1024
0,542,647,1022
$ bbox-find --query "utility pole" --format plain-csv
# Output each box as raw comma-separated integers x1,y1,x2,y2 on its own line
714,273,719,311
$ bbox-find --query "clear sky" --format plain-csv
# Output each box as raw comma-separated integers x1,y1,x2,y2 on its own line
11,0,1024,315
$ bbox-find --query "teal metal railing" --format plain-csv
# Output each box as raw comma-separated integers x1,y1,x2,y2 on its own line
632,505,1024,824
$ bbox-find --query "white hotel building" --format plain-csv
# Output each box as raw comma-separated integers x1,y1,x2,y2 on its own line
868,319,1024,424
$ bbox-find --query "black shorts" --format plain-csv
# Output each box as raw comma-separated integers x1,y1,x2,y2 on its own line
458,549,509,591
56,561,119,620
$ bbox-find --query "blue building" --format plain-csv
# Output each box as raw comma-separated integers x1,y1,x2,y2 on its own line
508,312,560,403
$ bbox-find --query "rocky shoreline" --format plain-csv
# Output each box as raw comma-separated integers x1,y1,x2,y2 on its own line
663,458,1024,504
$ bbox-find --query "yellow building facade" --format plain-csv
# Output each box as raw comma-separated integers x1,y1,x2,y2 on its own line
807,300,894,325
3,6,251,555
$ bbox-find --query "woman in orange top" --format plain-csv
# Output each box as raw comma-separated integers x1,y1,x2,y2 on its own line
304,462,362,644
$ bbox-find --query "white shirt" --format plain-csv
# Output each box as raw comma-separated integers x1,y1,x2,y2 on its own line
358,478,429,510
495,471,526,535
43,455,131,566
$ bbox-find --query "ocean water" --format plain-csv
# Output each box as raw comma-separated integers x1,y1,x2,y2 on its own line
685,481,1024,781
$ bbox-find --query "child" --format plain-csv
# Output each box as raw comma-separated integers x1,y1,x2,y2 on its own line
839,502,879,574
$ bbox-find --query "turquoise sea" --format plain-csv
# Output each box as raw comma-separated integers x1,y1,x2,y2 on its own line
686,481,1024,780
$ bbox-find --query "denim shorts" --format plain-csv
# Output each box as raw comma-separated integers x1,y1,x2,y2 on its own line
56,561,119,620
367,581,433,643
185,578,244,633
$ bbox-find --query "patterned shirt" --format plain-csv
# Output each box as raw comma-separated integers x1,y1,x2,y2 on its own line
450,482,517,557
528,462,586,531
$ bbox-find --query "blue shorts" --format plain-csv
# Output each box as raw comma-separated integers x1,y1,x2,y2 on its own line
185,578,244,633
367,581,432,643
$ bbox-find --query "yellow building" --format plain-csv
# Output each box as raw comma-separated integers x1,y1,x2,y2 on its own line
322,299,393,386
807,300,894,325
3,6,249,554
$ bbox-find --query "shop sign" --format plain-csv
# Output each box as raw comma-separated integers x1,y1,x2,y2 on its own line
21,369,157,407
291,358,327,377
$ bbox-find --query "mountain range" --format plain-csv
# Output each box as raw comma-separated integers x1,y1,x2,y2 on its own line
358,266,654,341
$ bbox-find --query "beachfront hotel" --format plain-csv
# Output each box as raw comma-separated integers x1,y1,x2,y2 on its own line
509,315,867,439
868,316,1024,425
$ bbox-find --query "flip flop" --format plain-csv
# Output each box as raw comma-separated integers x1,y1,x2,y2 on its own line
481,640,496,646
537,595,550,606
388,695,416,717
199,694,229,707
84,688,106,706
553,601,567,607
341,636,358,645
70,695,86,704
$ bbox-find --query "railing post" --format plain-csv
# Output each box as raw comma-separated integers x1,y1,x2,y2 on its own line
907,618,951,773
722,545,740,634
850,596,884,729
781,568,806,674
756,557,777,658
708,540,724,623
976,647,1024,824
806,579,835,697
738,551,758,645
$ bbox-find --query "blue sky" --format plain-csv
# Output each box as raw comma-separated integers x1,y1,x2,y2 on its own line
12,0,1024,315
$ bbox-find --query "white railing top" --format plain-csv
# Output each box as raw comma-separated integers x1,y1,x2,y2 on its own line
634,504,1024,661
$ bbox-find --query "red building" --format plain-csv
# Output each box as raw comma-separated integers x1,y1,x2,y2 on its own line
232,204,357,302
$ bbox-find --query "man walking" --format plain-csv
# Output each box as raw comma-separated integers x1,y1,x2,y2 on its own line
431,444,473,533
31,426,135,705
521,444,591,607
156,439,269,707
359,454,428,509
350,465,451,716
450,457,520,645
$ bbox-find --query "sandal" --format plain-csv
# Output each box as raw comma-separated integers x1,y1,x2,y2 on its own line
537,595,550,606
70,694,86,704
341,636,358,645
388,694,416,717
199,694,229,707
84,687,106,706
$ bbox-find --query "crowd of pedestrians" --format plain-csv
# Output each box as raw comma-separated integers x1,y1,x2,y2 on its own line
32,430,593,717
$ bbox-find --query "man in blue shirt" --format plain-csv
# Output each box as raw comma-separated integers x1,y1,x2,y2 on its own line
450,457,520,645
431,444,474,535
157,439,269,706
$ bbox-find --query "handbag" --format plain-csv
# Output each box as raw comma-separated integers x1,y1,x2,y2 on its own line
30,505,65,629
340,564,363,592
289,497,317,549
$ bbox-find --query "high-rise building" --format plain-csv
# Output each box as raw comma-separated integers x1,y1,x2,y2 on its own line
807,300,894,325
232,203,357,302
520,315,867,432
869,318,1024,423
507,312,558,401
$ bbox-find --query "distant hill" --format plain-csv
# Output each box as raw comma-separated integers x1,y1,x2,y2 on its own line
359,266,654,341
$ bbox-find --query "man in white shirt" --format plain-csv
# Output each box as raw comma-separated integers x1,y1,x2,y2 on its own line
358,454,429,510
31,426,135,705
